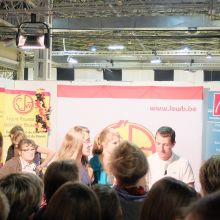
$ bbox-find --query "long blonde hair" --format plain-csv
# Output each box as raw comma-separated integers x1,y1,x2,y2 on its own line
92,128,121,155
57,126,89,161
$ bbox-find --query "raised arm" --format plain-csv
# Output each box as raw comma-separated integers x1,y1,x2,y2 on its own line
36,146,56,171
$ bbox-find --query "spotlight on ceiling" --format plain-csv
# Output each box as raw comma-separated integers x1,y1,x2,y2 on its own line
67,56,78,64
182,47,191,52
151,56,161,64
90,46,97,52
206,53,212,59
16,14,50,49
108,45,124,50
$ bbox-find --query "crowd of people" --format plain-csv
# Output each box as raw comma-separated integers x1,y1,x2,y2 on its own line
0,125,220,220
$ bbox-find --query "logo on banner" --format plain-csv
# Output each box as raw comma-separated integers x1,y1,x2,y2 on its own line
108,120,156,156
13,94,34,114
213,93,220,116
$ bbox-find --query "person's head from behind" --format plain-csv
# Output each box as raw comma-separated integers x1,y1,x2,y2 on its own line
43,182,101,220
17,138,37,163
9,125,24,142
0,189,9,220
44,160,79,202
199,155,220,196
185,190,220,220
155,126,176,161
58,126,91,160
140,177,199,220
12,130,26,148
92,184,123,220
109,140,148,188
0,173,43,220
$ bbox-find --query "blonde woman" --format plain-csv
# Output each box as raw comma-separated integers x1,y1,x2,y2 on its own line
57,126,92,185
90,127,121,184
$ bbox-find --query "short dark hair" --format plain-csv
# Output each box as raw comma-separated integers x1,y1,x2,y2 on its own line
156,126,176,144
0,173,43,220
0,189,9,220
140,177,199,220
199,155,220,195
186,190,220,220
43,182,101,220
44,160,79,202
92,184,122,220
17,138,37,150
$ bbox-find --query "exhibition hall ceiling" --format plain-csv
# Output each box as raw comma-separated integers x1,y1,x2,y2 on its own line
1,0,220,70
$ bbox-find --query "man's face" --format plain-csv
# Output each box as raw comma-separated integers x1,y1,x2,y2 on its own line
155,132,175,161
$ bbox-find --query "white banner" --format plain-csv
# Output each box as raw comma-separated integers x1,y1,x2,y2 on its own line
57,85,203,189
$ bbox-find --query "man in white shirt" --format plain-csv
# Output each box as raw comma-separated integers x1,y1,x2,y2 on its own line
147,126,194,189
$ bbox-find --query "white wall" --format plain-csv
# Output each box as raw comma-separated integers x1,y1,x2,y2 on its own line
75,69,103,81
174,70,204,83
122,69,154,81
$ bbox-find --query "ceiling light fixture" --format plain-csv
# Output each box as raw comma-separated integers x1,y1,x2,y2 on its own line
108,45,124,50
16,13,50,49
182,47,191,52
90,46,97,52
151,56,161,64
206,53,212,59
151,49,161,64
67,56,78,64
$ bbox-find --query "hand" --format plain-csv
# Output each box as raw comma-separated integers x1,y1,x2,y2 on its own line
37,164,43,171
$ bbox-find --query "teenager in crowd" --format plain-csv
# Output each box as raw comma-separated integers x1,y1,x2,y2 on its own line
109,140,148,220
34,160,79,220
90,127,121,184
185,190,220,220
0,189,9,220
0,173,43,220
57,126,92,185
92,184,123,220
43,182,101,220
140,177,200,220
199,155,220,196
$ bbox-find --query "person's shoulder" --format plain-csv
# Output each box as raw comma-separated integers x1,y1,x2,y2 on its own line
147,153,157,161
89,154,101,167
0,157,21,179
4,157,20,166
90,154,99,162
172,153,191,165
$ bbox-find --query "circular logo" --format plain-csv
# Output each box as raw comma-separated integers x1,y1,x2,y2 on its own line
107,120,155,156
13,94,34,114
